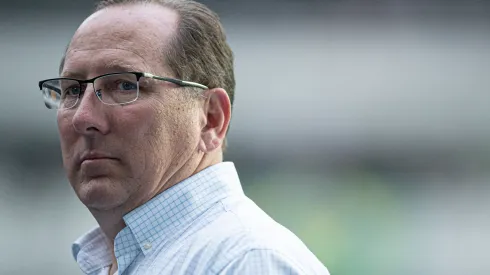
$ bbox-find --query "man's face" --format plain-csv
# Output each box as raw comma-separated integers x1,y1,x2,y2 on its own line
58,5,204,212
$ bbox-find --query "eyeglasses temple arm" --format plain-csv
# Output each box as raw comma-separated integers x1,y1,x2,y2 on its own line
143,73,208,90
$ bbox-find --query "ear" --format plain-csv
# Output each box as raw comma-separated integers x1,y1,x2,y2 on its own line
198,88,231,153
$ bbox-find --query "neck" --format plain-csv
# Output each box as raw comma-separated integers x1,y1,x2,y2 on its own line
88,151,222,269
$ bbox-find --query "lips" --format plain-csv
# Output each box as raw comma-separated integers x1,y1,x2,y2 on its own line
79,151,118,166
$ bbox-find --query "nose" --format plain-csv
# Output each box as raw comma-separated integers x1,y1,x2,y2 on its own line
71,84,110,135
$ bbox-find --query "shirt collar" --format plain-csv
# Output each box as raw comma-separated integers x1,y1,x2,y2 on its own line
72,226,113,274
73,162,242,275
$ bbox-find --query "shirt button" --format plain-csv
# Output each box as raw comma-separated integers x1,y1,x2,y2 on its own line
143,243,152,250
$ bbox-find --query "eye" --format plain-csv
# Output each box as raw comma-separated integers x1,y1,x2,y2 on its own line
64,86,81,96
117,81,138,91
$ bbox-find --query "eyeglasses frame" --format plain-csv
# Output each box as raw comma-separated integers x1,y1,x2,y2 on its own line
38,71,209,109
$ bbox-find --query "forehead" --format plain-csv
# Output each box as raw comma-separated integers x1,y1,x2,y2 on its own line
63,4,178,77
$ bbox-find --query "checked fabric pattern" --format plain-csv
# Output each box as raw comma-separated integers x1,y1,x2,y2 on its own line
72,162,329,275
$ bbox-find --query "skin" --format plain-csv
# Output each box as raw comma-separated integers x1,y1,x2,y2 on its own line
57,3,231,273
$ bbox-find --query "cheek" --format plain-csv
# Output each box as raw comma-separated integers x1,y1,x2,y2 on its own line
114,108,166,172
57,112,77,163
57,113,82,187
144,103,200,154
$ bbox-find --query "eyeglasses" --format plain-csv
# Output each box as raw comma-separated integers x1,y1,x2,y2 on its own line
38,72,208,110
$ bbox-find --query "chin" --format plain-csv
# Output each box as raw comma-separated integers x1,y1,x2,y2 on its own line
75,177,128,211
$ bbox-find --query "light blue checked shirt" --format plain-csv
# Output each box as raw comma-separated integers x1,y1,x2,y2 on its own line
72,162,329,275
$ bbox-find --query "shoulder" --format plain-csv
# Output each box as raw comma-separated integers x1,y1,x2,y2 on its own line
182,196,329,274
216,248,329,275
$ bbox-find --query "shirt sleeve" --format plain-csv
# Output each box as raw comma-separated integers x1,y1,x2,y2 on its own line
216,249,319,275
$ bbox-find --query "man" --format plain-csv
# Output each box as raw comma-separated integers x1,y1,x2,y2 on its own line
38,0,329,274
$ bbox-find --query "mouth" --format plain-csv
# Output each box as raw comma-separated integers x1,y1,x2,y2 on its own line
79,152,118,166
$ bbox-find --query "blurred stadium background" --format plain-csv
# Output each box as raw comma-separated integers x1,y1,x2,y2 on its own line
1,0,489,274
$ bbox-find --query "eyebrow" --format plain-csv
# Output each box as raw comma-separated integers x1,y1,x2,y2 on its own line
60,70,85,79
61,61,145,79
103,60,145,73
